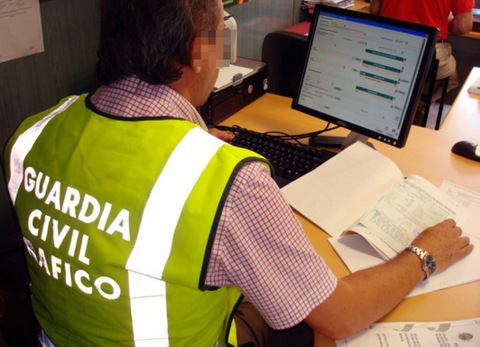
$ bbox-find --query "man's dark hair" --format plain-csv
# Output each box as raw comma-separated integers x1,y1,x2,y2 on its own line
96,0,222,85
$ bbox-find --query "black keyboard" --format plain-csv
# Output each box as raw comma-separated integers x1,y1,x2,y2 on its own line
220,126,337,187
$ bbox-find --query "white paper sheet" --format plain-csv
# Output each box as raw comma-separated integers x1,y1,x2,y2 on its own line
329,181,480,297
336,318,480,347
0,0,44,63
281,142,404,238
214,64,254,91
329,233,480,297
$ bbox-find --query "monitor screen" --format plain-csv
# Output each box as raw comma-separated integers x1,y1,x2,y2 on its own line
292,5,439,148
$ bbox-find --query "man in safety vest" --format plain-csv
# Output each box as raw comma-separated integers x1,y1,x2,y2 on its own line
3,0,473,346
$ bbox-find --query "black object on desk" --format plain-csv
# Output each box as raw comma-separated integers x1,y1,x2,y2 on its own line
198,58,267,126
220,125,337,187
451,140,480,162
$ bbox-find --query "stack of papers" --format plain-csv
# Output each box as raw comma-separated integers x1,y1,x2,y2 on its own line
467,75,480,95
214,64,254,91
337,318,480,346
302,0,355,10
281,142,480,297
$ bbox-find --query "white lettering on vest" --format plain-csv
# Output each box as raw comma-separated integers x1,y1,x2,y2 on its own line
24,242,120,300
98,202,112,231
62,186,81,218
38,248,51,276
94,277,121,300
24,167,36,192
78,194,101,224
27,209,90,264
28,209,42,236
75,270,92,294
68,229,79,258
23,238,38,262
34,171,50,199
51,218,70,248
44,181,61,210
78,234,90,265
64,262,72,287
21,166,129,303
106,209,130,241
51,255,62,279
23,167,131,241
40,214,51,241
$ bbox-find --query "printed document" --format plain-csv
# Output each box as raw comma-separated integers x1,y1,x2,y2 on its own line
214,64,254,91
0,0,44,63
281,141,460,242
281,141,480,296
336,318,480,347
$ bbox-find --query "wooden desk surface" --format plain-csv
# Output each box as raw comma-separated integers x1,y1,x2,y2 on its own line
440,67,480,143
306,0,370,14
465,31,480,39
349,0,371,13
221,74,480,345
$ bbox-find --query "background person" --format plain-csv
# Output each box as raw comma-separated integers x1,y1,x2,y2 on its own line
370,0,474,124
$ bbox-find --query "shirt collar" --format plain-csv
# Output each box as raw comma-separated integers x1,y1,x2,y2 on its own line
90,76,208,130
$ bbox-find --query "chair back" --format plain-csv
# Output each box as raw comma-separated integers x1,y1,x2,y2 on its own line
262,30,308,98
419,50,450,129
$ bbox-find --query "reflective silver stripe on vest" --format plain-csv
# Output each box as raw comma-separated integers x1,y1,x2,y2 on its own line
7,96,80,204
126,127,225,345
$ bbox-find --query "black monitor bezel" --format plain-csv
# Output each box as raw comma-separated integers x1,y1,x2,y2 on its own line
291,4,439,148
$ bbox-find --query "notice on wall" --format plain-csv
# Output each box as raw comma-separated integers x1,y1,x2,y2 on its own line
0,0,44,64
223,0,252,8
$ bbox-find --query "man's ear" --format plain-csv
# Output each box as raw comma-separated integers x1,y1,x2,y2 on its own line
190,36,203,74
192,63,202,74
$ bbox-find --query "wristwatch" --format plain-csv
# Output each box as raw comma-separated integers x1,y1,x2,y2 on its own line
406,246,436,279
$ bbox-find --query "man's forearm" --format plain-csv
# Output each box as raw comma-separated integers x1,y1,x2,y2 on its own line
305,250,424,339
305,219,473,340
369,0,382,15
449,12,473,35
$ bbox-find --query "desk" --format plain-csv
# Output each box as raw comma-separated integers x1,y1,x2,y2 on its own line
220,69,480,346
440,67,480,142
304,0,370,14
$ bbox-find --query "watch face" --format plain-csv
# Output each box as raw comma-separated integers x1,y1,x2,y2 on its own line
424,254,436,274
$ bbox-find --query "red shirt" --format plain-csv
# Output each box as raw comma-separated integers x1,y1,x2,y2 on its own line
376,0,474,40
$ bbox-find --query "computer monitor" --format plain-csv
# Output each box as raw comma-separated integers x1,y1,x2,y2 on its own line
292,5,439,148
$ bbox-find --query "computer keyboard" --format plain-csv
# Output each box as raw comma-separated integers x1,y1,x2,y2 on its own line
219,125,337,187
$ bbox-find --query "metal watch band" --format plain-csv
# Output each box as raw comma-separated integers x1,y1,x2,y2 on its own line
406,246,436,279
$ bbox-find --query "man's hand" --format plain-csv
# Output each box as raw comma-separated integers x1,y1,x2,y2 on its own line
305,219,474,339
208,127,234,142
410,219,474,273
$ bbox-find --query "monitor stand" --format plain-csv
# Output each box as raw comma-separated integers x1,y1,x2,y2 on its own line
310,131,375,149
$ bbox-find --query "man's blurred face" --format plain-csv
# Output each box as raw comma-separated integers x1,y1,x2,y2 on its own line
191,21,234,69
190,0,234,106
